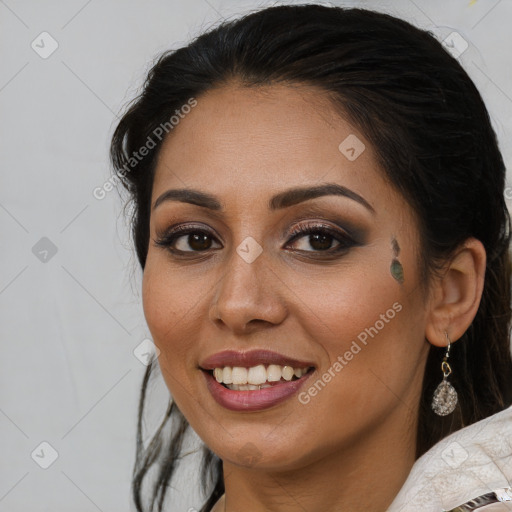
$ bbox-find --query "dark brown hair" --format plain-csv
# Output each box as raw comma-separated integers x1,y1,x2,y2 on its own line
109,5,512,511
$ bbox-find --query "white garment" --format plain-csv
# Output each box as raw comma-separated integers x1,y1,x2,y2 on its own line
388,405,512,511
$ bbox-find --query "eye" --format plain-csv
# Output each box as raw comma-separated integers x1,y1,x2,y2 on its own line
285,222,355,254
154,224,222,254
154,221,357,257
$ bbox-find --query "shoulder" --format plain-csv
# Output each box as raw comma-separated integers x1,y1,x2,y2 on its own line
388,406,512,511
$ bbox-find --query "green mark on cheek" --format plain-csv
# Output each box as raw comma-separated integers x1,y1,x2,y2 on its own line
390,259,404,284
390,236,404,284
392,238,400,256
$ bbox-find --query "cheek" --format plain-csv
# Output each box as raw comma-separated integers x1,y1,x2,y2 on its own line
287,257,423,412
141,260,203,378
289,257,402,347
142,264,211,421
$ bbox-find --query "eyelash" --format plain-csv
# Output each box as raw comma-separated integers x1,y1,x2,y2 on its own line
287,222,355,254
154,221,357,258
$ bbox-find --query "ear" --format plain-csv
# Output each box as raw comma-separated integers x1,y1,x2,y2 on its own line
425,237,486,347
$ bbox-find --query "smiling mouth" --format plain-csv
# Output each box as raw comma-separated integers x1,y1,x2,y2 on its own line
206,364,315,391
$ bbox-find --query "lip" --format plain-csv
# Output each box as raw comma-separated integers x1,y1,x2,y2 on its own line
199,349,315,370
202,367,314,412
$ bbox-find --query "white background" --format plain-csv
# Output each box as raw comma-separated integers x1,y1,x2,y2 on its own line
1,0,511,511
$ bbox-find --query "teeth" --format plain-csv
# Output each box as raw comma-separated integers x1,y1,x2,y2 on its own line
227,383,273,391
247,364,267,385
210,364,311,387
282,366,294,381
232,367,248,385
222,367,233,384
267,364,282,382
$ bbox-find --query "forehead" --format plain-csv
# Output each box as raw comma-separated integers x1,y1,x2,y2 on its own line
152,83,392,208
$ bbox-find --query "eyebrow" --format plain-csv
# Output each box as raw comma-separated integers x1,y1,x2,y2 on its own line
152,183,375,214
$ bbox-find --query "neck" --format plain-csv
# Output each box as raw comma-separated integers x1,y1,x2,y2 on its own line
216,406,418,512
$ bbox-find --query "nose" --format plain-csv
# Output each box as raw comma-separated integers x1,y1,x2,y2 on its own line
208,245,288,335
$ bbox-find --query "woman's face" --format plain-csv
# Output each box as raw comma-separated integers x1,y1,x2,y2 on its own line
143,83,431,471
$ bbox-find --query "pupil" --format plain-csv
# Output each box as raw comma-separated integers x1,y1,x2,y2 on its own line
310,233,332,251
189,233,211,251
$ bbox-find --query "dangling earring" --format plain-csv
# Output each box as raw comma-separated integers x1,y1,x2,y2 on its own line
431,332,458,416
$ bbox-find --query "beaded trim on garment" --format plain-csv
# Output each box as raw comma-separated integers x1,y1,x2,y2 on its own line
446,487,512,511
